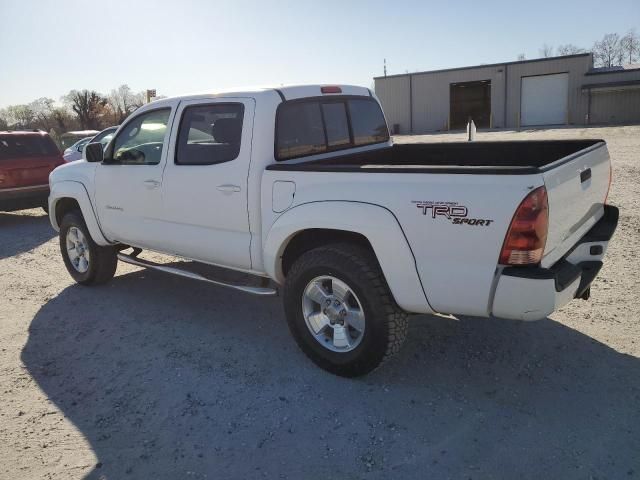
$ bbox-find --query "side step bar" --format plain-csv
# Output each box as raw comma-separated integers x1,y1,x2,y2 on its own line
117,253,278,296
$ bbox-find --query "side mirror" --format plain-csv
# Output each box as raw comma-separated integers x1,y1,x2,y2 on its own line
84,142,104,163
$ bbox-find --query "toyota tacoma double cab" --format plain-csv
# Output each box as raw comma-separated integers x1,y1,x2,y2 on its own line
48,85,618,376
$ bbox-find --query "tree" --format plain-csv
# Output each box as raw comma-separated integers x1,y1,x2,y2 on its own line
4,105,36,129
556,44,586,56
29,97,57,131
51,107,76,132
517,53,526,61
620,29,640,64
539,44,554,58
64,90,108,129
593,33,624,67
0,111,8,130
107,84,144,124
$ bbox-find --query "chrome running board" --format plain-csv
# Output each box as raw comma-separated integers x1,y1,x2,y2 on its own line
117,253,277,296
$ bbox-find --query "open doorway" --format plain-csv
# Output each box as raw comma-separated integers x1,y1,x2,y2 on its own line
449,80,491,130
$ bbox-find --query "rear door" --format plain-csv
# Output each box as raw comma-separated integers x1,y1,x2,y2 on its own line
541,142,611,267
0,134,62,189
158,97,255,270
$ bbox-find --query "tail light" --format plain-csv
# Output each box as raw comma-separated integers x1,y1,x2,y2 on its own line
499,186,549,265
321,86,342,94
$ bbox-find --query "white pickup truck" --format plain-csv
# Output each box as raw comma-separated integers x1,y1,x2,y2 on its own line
48,84,618,376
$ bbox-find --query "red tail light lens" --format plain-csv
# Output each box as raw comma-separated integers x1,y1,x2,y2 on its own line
499,186,549,265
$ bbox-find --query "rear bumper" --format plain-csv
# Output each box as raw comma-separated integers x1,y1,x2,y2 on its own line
0,185,49,211
491,205,618,321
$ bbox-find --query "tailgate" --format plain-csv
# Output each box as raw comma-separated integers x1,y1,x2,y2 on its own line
541,141,610,267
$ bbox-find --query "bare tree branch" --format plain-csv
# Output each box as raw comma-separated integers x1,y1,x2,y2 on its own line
107,85,144,124
620,29,640,65
593,33,624,68
539,44,554,58
557,44,586,56
63,90,108,130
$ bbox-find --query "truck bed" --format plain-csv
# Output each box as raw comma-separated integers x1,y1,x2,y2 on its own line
267,139,604,175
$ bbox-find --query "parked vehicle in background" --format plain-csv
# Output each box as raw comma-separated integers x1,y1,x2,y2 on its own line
48,85,617,377
91,126,118,149
63,137,92,162
59,130,99,151
63,127,118,162
1,131,64,213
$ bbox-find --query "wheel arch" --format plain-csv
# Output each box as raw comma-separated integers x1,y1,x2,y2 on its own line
49,181,111,246
263,201,433,314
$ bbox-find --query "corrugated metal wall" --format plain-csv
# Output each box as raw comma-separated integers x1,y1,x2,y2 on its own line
504,55,592,127
374,54,640,133
411,66,506,132
590,89,640,124
373,75,411,133
585,69,640,125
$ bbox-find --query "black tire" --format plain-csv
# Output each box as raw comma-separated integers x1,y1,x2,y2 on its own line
59,210,117,285
283,243,408,377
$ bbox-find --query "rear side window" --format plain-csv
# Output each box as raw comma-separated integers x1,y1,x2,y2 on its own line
275,97,388,161
0,135,59,160
176,103,244,165
348,99,389,146
276,102,325,160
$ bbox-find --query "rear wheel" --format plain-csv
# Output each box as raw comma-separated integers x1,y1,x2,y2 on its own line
283,243,408,377
59,210,117,285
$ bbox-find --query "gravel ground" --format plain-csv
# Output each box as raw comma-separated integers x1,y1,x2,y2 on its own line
1,125,639,480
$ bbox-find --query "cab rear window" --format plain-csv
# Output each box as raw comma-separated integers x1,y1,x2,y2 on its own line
0,135,59,160
276,97,389,161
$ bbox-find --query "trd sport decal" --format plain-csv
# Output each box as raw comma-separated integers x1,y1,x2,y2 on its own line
413,201,494,226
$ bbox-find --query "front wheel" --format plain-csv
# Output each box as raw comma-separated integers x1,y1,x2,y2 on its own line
59,210,117,285
283,243,408,377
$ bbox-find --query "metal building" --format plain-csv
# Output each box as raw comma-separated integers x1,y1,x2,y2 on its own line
374,53,640,134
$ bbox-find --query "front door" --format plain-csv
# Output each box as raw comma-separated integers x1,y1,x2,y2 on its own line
94,103,177,248
158,98,255,270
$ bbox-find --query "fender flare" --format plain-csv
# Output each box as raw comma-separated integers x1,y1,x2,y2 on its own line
49,181,111,246
263,201,433,314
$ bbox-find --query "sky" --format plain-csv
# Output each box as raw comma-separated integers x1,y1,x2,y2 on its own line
0,0,638,108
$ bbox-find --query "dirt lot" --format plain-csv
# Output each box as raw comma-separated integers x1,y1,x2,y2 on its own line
1,125,639,479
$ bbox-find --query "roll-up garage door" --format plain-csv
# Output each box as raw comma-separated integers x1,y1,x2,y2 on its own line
520,73,569,126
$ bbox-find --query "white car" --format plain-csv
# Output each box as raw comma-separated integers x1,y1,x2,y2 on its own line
62,137,92,162
47,85,618,376
62,126,118,162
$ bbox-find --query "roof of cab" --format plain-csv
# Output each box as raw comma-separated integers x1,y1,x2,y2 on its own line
148,84,372,107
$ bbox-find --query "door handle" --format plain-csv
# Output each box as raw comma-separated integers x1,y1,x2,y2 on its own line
216,184,241,193
143,179,161,189
580,168,592,183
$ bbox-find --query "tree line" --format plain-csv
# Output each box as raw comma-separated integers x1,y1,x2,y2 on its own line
518,29,639,67
0,85,153,137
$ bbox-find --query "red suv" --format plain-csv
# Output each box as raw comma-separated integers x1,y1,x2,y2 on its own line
0,131,64,213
